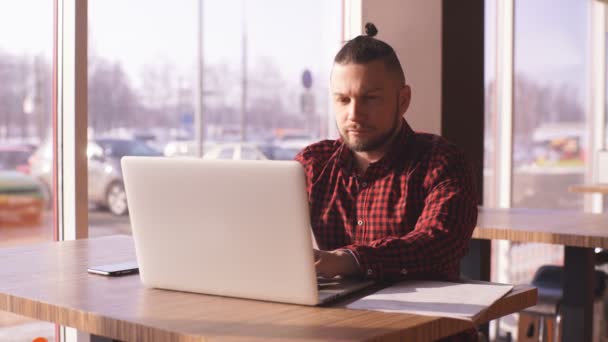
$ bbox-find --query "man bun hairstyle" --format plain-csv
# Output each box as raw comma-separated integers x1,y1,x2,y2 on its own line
364,22,378,37
334,22,405,85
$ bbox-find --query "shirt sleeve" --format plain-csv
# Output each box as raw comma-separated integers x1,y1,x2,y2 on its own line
294,148,315,195
343,145,479,282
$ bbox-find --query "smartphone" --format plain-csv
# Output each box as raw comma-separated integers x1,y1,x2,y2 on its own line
87,261,139,276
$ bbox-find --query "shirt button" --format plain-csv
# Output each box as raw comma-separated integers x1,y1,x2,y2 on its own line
357,220,364,226
361,182,368,188
401,269,408,275
367,269,373,275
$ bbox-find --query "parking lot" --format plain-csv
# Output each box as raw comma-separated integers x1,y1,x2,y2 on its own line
1,208,132,247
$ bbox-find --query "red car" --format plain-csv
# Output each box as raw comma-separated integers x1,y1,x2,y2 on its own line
0,145,35,174
0,171,44,226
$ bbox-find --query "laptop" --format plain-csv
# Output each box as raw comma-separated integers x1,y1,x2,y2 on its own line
121,157,374,306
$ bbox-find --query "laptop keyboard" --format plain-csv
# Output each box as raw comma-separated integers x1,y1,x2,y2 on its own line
317,277,342,289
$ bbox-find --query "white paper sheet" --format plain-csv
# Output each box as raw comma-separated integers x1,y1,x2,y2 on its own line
346,280,513,321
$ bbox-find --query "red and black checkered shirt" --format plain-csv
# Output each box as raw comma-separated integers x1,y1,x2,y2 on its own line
295,119,478,282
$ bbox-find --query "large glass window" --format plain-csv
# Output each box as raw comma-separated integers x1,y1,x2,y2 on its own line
87,0,342,237
484,0,496,207
512,0,589,211
486,0,592,338
0,1,55,340
509,0,590,286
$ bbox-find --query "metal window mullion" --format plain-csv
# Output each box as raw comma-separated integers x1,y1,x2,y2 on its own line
496,0,514,210
194,0,205,157
55,0,88,242
343,0,362,42
330,0,362,139
56,1,88,340
585,0,607,213
494,0,514,286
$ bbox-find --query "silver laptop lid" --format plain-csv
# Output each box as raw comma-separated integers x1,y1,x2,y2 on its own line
121,157,319,305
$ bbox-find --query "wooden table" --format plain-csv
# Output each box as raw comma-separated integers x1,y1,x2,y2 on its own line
0,235,535,342
568,184,608,194
474,207,608,342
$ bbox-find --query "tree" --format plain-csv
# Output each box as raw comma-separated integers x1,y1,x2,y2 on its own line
89,57,139,135
485,74,586,150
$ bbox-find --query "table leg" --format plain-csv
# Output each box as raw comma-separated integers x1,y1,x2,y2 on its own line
461,239,491,337
461,239,491,281
562,246,594,342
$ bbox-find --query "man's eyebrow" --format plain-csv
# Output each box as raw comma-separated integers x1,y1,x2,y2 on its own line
363,87,383,93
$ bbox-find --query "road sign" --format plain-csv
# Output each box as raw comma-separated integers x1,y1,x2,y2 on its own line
300,92,315,115
301,69,313,89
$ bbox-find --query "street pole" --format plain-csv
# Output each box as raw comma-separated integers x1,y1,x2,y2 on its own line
240,0,247,143
194,0,205,157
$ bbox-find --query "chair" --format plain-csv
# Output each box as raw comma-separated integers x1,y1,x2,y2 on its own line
521,265,606,342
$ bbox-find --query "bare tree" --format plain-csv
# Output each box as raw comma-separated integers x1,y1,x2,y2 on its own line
89,57,139,135
510,74,584,148
138,62,182,128
0,52,23,140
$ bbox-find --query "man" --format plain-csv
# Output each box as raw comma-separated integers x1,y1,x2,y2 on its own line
295,23,478,285
296,23,480,342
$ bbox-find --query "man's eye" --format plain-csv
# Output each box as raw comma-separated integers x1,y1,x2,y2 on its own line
337,97,350,104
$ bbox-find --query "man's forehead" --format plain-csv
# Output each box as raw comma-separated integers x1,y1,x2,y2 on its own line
332,86,383,95
332,61,386,76
331,61,392,91
331,74,386,94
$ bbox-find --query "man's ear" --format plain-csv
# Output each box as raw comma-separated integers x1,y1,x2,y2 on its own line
399,85,412,115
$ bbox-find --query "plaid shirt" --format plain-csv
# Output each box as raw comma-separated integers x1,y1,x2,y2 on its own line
295,119,478,282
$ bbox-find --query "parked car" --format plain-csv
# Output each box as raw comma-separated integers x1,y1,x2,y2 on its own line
202,143,269,160
163,140,210,157
0,144,36,174
270,139,313,160
164,140,269,161
29,138,163,215
0,171,44,226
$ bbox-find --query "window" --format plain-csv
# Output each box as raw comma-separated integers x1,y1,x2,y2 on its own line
240,146,263,160
486,1,593,337
0,0,55,340
506,0,589,289
484,0,497,207
218,147,235,160
512,0,589,211
87,0,342,237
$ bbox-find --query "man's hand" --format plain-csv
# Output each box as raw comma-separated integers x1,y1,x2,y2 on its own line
314,249,361,278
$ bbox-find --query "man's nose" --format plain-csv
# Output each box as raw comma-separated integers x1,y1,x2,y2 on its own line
346,99,366,122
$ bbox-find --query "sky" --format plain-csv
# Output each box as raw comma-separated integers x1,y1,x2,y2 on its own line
484,0,590,91
0,0,594,97
514,0,588,75
0,0,342,91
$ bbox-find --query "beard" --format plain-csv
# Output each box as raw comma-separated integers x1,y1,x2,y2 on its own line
339,107,401,153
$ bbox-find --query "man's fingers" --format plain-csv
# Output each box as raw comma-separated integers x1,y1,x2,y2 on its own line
314,250,324,277
313,249,322,261
314,250,337,279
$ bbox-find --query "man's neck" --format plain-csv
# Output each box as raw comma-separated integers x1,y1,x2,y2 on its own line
352,120,403,175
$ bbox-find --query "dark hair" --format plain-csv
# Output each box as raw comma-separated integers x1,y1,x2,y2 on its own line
334,23,405,84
